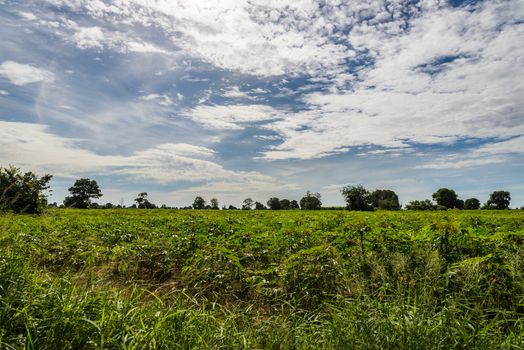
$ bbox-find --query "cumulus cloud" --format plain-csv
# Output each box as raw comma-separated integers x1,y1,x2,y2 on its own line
260,1,524,160
42,0,424,76
0,61,54,86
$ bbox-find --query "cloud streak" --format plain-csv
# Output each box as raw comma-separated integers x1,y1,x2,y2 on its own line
0,121,290,192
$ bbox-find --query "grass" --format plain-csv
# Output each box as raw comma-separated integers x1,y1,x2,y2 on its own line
0,209,523,349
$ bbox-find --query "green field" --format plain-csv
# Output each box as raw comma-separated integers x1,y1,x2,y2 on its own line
1,209,523,349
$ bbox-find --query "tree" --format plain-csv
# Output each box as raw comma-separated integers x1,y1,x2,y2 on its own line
242,198,254,210
192,196,206,209
432,188,459,209
464,198,480,210
63,178,102,208
134,192,156,209
289,200,300,209
254,201,266,210
341,185,372,211
210,198,219,210
267,197,281,210
369,189,400,210
486,191,511,209
279,199,291,210
135,192,147,206
405,199,436,211
0,166,52,214
299,191,322,210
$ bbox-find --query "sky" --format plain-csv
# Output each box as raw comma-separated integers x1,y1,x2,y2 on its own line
0,0,523,208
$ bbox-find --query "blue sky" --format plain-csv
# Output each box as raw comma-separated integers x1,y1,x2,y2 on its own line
1,0,523,208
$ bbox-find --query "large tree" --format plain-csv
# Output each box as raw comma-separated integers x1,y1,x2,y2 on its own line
0,166,52,214
210,198,219,210
432,188,459,209
279,199,291,210
464,198,480,210
486,191,511,209
341,185,372,211
134,192,156,209
242,198,254,210
254,201,266,210
299,191,322,210
369,189,400,210
63,178,102,208
192,196,206,209
267,197,281,210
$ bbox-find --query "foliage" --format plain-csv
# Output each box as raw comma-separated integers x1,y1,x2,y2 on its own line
134,192,157,209
465,198,480,210
1,209,523,348
405,199,436,211
192,196,206,209
289,200,300,209
267,197,281,210
432,188,460,209
279,199,291,210
242,198,254,210
63,178,102,208
210,198,219,210
254,201,266,210
369,189,400,210
341,185,373,211
0,166,52,214
299,191,322,210
486,191,511,209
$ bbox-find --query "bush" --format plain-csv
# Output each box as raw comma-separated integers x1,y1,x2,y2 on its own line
0,166,52,214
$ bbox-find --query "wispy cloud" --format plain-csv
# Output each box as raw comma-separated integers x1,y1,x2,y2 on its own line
183,104,281,130
0,121,292,190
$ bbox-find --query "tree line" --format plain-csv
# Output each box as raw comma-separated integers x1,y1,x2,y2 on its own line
0,166,518,215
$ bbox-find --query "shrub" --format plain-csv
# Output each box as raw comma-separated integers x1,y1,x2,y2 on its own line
0,166,52,214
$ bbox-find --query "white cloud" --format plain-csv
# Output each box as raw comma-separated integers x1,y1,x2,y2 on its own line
0,89,8,95
260,1,524,160
418,136,524,169
183,104,281,130
223,86,252,99
418,156,508,169
0,121,289,188
42,0,417,76
475,136,524,156
72,26,105,49
19,11,37,21
0,61,54,86
126,41,169,54
140,93,174,106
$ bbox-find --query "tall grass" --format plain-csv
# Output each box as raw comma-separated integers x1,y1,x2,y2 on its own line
0,209,523,349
